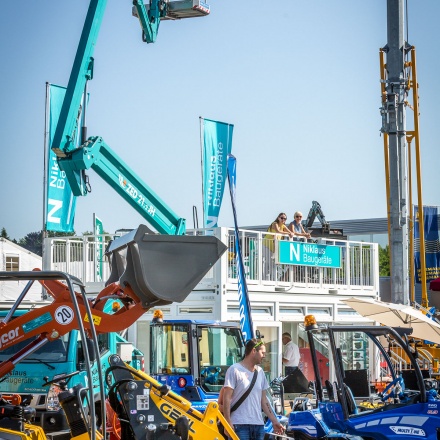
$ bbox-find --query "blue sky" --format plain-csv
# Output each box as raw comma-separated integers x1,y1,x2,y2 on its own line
1,1,440,240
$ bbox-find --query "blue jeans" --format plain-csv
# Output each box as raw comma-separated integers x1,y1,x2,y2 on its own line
233,424,265,440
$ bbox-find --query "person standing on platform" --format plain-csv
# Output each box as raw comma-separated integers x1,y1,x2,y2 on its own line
282,332,300,375
288,211,311,241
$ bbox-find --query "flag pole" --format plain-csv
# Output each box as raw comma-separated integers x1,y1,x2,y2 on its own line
42,82,50,264
227,154,254,341
199,116,205,229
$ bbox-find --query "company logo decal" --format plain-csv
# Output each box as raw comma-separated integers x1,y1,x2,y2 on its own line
390,426,425,436
0,327,19,349
160,403,196,433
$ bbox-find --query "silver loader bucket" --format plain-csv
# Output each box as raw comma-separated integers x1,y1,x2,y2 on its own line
105,225,227,308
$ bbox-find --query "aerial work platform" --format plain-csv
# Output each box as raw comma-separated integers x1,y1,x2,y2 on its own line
133,0,210,21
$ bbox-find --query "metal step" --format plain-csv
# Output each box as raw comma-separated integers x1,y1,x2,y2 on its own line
133,0,210,21
45,431,71,440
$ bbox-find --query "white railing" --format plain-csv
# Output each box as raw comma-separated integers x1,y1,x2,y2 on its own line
43,227,379,293
222,229,378,292
42,234,118,284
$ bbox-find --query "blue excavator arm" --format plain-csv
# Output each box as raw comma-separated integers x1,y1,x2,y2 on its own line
304,201,328,229
50,0,209,234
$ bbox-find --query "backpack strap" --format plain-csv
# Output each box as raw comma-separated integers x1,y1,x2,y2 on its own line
231,369,258,413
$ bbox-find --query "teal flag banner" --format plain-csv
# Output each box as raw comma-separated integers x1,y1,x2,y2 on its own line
278,241,342,268
201,118,233,228
45,84,77,232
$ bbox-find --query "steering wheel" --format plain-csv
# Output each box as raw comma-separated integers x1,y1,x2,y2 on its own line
42,371,80,388
201,366,221,385
403,389,420,399
380,376,404,402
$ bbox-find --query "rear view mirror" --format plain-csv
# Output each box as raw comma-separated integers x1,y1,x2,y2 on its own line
85,337,97,363
77,337,97,369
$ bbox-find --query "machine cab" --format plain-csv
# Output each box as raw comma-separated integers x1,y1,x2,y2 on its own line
150,315,244,411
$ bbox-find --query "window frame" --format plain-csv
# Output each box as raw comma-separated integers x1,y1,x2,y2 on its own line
5,254,19,271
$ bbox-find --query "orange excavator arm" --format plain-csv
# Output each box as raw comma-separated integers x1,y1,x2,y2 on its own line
0,224,227,381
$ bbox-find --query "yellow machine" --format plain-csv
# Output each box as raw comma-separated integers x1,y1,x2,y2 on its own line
0,360,236,440
0,424,46,440
106,354,237,440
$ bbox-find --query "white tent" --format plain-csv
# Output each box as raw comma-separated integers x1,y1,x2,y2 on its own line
0,238,42,302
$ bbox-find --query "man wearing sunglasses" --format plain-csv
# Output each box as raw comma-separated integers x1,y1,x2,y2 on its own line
222,339,284,439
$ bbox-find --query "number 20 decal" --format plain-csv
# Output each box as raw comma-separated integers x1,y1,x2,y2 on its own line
55,306,74,325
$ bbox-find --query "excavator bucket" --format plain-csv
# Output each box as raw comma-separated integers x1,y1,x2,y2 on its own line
105,224,227,308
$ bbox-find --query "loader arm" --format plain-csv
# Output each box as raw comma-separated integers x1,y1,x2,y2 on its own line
107,355,239,440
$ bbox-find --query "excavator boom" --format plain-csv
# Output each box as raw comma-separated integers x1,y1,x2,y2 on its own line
303,200,345,239
0,225,227,379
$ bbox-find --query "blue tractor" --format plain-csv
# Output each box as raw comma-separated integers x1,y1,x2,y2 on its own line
280,316,440,440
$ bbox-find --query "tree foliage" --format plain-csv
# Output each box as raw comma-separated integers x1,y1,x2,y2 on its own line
379,245,390,276
18,232,43,256
0,227,114,256
1,227,17,243
18,230,76,257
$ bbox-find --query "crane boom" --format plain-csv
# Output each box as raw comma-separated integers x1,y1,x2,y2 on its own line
50,0,210,234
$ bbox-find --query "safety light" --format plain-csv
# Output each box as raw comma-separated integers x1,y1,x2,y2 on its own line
112,301,121,312
304,314,318,331
152,309,164,323
178,377,187,388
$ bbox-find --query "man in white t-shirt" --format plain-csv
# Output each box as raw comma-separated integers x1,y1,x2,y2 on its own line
222,339,284,440
282,332,300,376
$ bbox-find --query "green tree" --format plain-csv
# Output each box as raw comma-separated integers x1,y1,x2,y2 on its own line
379,245,390,276
18,230,76,256
19,231,43,256
0,228,10,240
46,230,76,238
